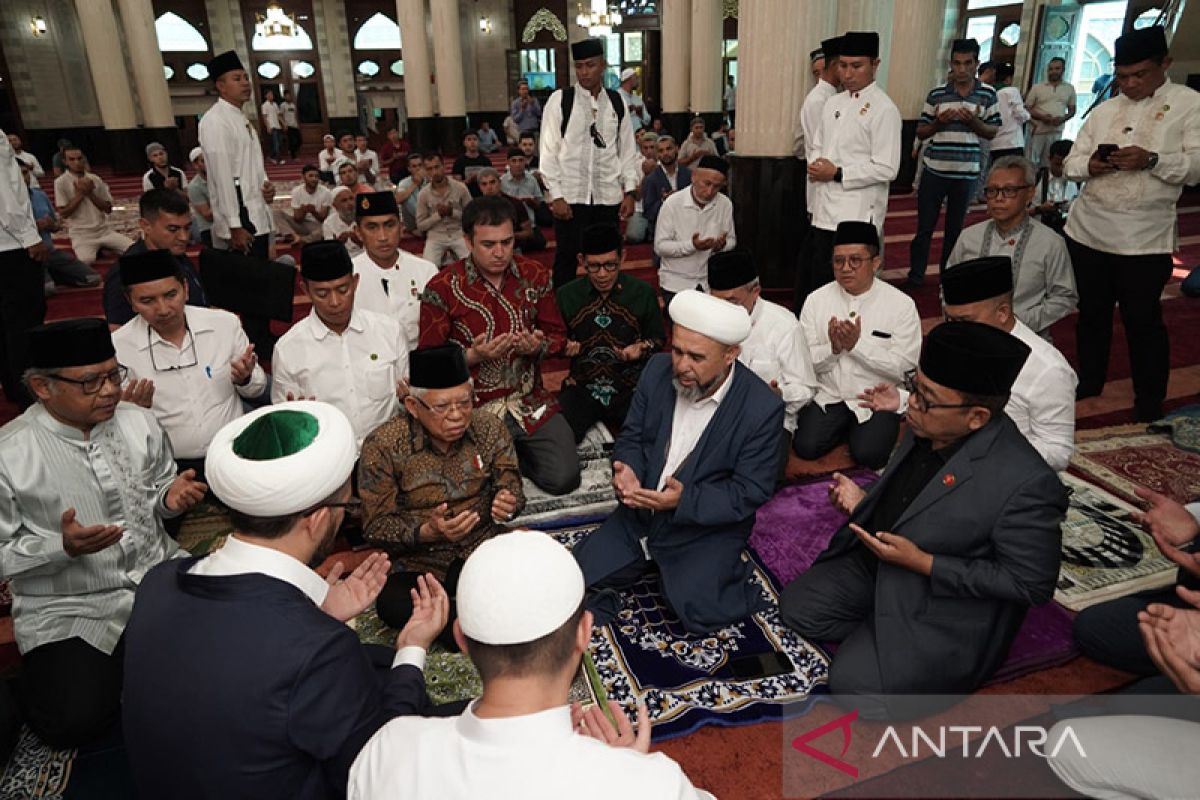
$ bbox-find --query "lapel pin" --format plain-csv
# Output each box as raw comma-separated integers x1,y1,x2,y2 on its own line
943,473,956,487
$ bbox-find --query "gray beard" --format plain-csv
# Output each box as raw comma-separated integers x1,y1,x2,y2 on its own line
673,373,722,402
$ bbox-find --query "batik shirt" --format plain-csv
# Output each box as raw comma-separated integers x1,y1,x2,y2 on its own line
358,411,524,577
419,255,567,433
556,274,664,409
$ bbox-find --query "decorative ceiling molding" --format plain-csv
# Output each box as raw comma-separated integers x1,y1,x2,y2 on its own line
722,0,738,19
522,8,568,44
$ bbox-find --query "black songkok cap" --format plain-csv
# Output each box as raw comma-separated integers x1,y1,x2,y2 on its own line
409,345,471,390
208,50,245,81
952,38,981,56
355,191,399,219
300,241,353,282
571,39,605,60
1115,26,1168,66
580,224,623,256
941,256,1014,306
707,250,758,291
821,36,844,60
839,31,878,58
28,318,115,369
119,249,179,286
696,155,728,175
920,321,1030,397
834,220,879,250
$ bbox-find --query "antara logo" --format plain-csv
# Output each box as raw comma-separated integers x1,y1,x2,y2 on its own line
791,710,859,778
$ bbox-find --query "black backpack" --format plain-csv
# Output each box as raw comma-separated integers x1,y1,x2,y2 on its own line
559,86,626,138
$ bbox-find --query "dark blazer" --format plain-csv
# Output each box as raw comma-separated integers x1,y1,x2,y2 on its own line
573,354,784,633
641,164,692,225
823,415,1068,693
123,557,429,800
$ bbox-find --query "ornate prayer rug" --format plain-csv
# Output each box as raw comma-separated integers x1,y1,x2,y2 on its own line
0,727,73,799
1070,424,1200,506
1149,404,1200,455
510,424,617,529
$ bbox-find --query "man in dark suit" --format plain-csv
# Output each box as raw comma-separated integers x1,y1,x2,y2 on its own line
573,290,784,634
782,321,1068,719
122,401,451,799
641,135,691,237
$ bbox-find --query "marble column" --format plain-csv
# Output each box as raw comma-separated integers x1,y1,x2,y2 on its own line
837,0,895,89
689,0,724,131
430,0,468,151
395,0,437,151
75,0,143,172
660,0,692,142
732,0,836,289
116,0,182,163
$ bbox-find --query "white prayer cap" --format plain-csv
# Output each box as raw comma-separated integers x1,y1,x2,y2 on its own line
188,147,203,163
669,289,751,345
331,185,353,200
457,530,585,645
205,401,357,517
323,134,336,142
620,67,637,82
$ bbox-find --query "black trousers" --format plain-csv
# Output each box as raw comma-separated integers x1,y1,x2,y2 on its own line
1066,236,1172,420
793,226,836,315
19,637,124,749
505,413,581,496
377,560,465,650
286,128,300,159
1073,583,1192,676
557,383,632,443
552,204,619,289
241,233,278,361
0,247,48,408
908,171,974,283
792,402,900,470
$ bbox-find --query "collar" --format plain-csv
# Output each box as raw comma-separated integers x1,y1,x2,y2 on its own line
836,278,878,302
682,363,736,409
189,535,329,606
846,82,878,100
463,255,521,285
819,78,837,92
992,213,1031,239
586,274,624,298
456,701,574,747
30,402,99,443
136,307,214,352
684,188,712,210
946,78,982,95
217,97,244,113
309,307,366,340
911,435,965,464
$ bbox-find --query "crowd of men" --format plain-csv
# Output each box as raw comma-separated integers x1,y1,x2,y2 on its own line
0,21,1197,800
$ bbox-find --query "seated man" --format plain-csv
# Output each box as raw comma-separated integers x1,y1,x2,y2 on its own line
572,290,784,634
352,134,381,186
393,152,426,234
654,155,736,313
478,167,546,253
557,224,665,442
0,319,203,748
350,530,714,799
416,153,472,267
337,159,371,195
53,145,134,266
781,321,1068,719
359,345,524,630
501,148,552,229
113,250,268,476
795,221,920,469
420,196,580,496
947,155,1077,338
187,147,214,247
278,163,333,244
453,130,493,197
123,402,449,798
273,242,408,447
323,186,365,258
105,189,208,329
476,120,501,154
140,142,188,194
318,134,344,183
349,192,437,346
21,160,100,290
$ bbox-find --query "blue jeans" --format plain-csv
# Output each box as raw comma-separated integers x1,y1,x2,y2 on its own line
907,170,975,283
269,129,283,160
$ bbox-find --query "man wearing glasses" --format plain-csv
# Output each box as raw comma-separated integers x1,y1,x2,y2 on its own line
556,224,664,443
0,318,205,748
359,345,524,635
947,156,1077,339
112,249,266,480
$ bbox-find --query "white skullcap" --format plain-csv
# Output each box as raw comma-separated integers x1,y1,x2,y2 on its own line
205,401,357,517
188,146,203,163
620,67,637,82
669,289,751,345
457,530,585,645
331,185,353,200
333,157,353,171
323,134,336,141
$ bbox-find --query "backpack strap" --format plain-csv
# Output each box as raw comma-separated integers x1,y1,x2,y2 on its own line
559,86,626,138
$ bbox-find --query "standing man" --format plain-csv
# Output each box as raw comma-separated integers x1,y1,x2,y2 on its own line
1025,57,1077,167
1063,26,1200,421
540,38,641,289
990,63,1030,161
415,153,472,267
654,155,736,313
260,88,284,165
352,191,438,345
53,146,134,267
795,36,842,209
511,80,543,138
802,31,901,302
379,127,409,184
724,74,737,126
280,89,300,161
908,38,1001,287
619,68,651,133
0,127,48,408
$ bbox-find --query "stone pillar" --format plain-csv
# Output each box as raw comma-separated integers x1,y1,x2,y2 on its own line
116,0,183,163
732,0,836,290
689,0,724,131
75,0,143,173
313,0,359,134
430,0,468,151
837,0,895,88
396,0,437,151
660,0,692,142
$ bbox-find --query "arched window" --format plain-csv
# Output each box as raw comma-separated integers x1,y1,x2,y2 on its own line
353,12,402,50
155,11,209,52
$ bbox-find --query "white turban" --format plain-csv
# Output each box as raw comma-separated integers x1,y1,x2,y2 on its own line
457,530,585,646
205,401,357,517
669,289,751,345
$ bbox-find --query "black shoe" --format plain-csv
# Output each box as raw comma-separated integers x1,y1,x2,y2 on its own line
905,275,925,288
1134,401,1163,423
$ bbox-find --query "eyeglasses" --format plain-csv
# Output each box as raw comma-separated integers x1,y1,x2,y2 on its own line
413,394,474,418
833,254,871,269
46,365,129,395
589,123,607,149
982,185,1030,199
902,370,976,412
148,325,198,372
319,499,362,513
584,261,620,273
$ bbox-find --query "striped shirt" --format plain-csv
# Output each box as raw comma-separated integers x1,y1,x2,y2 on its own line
920,80,1001,179
0,404,184,655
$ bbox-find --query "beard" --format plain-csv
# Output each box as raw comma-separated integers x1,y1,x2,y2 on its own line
673,374,716,402
306,520,340,569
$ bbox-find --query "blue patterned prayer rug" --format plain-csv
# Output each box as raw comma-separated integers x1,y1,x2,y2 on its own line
554,527,830,742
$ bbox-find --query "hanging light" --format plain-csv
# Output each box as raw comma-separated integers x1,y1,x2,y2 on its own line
575,0,622,37
256,4,297,40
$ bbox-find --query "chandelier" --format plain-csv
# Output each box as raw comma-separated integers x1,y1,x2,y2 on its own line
576,0,622,37
256,4,297,39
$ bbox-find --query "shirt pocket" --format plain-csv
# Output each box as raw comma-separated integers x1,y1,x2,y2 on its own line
364,364,395,400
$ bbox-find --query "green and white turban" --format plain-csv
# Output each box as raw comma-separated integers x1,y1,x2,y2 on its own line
205,401,357,517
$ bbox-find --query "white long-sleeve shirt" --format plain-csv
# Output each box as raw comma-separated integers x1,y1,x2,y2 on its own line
0,129,41,252
739,298,815,432
796,79,838,212
351,249,438,345
1064,79,1200,255
993,85,1031,151
1007,318,1077,471
198,98,274,240
539,87,642,206
654,188,736,293
799,278,921,423
810,82,902,233
113,306,268,459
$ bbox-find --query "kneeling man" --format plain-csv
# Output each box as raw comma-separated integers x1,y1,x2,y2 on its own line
572,290,784,634
781,322,1068,719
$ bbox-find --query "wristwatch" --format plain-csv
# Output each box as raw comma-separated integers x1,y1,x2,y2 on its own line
833,167,844,183
1146,152,1160,170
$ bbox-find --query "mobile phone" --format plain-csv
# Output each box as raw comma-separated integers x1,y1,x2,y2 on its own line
1096,143,1119,162
725,651,794,680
